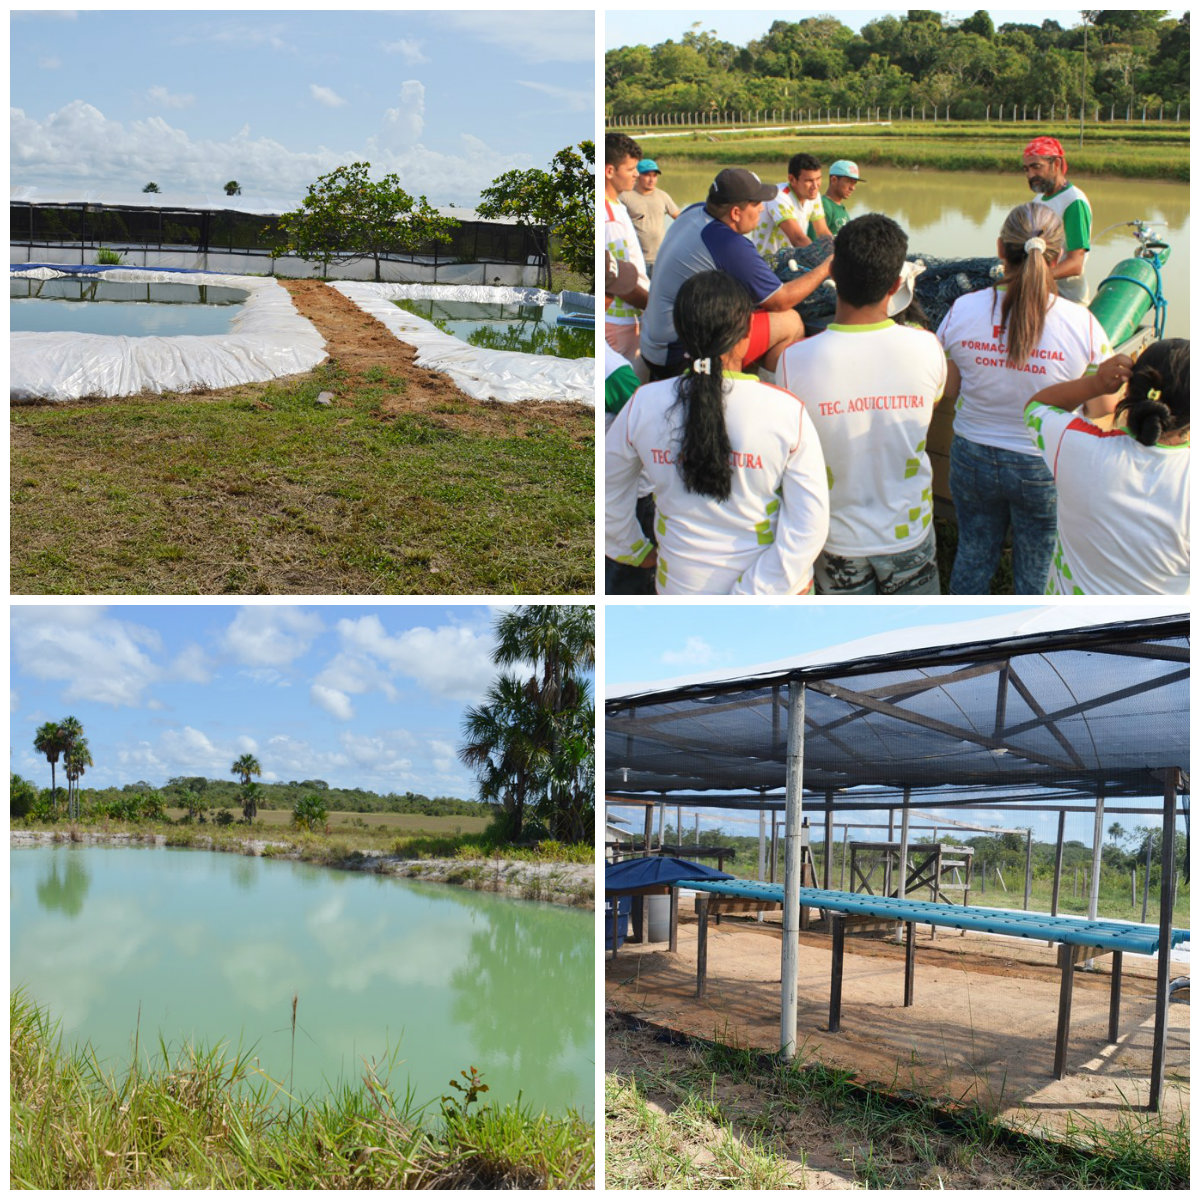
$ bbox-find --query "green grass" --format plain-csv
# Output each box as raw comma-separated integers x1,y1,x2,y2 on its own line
605,1017,1188,1190
11,992,594,1189
620,120,1190,181
11,362,594,595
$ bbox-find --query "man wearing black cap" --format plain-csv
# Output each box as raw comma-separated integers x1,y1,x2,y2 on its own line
640,167,833,380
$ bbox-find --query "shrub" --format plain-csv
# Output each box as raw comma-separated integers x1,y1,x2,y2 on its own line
95,247,124,265
292,793,329,832
10,774,38,820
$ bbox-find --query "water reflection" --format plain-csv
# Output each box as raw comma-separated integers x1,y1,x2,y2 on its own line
35,853,91,917
449,900,593,1105
11,846,593,1116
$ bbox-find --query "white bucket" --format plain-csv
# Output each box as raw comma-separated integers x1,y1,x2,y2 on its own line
645,893,671,943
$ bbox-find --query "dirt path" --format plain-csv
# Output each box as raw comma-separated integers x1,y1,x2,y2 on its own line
606,912,1190,1142
275,278,587,435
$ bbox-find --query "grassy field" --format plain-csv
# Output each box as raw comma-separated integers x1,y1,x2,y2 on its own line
605,1017,1187,1190
618,120,1190,180
11,361,594,595
11,993,594,1189
162,807,492,837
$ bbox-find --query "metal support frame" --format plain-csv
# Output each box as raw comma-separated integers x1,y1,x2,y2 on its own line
1148,768,1179,1112
780,680,805,1060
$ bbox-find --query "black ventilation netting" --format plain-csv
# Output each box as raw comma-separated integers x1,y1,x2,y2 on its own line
606,635,1189,799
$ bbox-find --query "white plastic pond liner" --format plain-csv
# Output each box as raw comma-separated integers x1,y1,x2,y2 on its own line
11,268,326,403
332,282,594,406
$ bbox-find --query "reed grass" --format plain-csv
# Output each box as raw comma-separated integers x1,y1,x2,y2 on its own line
11,992,594,1189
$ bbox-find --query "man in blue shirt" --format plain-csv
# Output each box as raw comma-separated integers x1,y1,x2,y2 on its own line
640,168,833,380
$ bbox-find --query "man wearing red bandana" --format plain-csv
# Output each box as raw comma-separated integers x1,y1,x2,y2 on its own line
1021,135,1092,303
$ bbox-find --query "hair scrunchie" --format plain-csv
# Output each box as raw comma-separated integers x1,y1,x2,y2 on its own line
1147,387,1163,402
1024,236,1047,255
691,357,712,375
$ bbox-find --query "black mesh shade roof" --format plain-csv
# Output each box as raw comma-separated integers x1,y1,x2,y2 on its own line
606,612,1189,800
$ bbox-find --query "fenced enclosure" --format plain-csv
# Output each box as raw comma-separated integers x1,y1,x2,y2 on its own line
10,201,548,286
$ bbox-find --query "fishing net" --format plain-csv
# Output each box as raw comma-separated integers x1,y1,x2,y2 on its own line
773,247,1004,330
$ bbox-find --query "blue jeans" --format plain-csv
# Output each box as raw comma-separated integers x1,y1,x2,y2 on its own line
948,435,1057,595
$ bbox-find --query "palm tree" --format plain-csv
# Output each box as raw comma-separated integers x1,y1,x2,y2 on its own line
142,182,161,193
493,605,595,711
459,676,543,841
231,754,262,824
33,721,65,813
64,738,93,820
231,753,261,787
57,716,84,818
223,180,242,196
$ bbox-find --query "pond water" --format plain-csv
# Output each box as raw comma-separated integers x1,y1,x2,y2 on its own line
11,846,594,1117
10,278,249,337
658,162,1189,333
393,297,593,360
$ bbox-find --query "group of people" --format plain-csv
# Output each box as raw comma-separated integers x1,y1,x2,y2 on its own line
604,131,1189,596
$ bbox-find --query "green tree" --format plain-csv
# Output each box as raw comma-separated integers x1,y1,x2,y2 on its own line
292,793,329,831
182,776,208,822
223,180,242,196
11,774,38,820
476,142,595,286
63,738,92,820
273,162,458,281
231,753,262,822
33,721,66,813
240,781,262,824
142,182,160,194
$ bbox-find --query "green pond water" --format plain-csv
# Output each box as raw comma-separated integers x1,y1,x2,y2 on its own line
11,845,594,1118
657,162,1189,332
393,298,593,359
10,278,250,337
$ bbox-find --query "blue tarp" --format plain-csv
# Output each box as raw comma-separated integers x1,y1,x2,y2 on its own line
13,264,204,275
606,856,733,894
678,879,1190,956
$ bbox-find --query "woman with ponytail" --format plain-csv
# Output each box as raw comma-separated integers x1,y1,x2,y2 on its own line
937,201,1116,593
1024,339,1189,594
606,269,829,594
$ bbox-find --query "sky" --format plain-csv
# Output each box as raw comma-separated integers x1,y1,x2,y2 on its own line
604,601,1187,851
604,7,1189,50
10,9,595,212
10,603,549,799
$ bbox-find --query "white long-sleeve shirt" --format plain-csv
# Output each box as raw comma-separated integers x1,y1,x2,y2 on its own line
606,372,830,594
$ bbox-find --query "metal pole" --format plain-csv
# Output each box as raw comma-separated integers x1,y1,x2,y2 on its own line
1141,835,1152,923
642,803,654,854
840,823,848,889
780,680,806,1060
1148,768,1178,1112
823,792,834,890
1087,790,1105,967
894,790,911,941
757,808,767,923
1050,810,1066,916
1024,829,1033,911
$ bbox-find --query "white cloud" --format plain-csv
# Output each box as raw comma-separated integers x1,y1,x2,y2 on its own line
38,55,61,69
430,738,457,772
147,85,194,110
381,80,425,146
221,607,324,668
309,83,347,109
11,100,535,209
11,606,163,707
333,615,495,701
515,80,591,113
445,11,593,63
661,636,724,668
311,684,355,721
339,731,413,773
171,644,211,684
383,37,428,64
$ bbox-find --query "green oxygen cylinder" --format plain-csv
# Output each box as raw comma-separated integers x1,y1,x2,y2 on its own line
1087,246,1170,348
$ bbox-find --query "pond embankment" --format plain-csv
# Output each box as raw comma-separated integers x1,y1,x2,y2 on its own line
10,829,594,909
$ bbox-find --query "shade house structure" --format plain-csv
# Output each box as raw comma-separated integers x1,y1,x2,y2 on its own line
605,607,1189,1111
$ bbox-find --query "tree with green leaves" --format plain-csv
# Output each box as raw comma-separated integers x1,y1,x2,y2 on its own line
11,774,38,820
231,753,262,823
476,142,594,287
223,180,242,196
273,162,458,281
64,738,92,821
142,182,160,194
33,721,66,812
